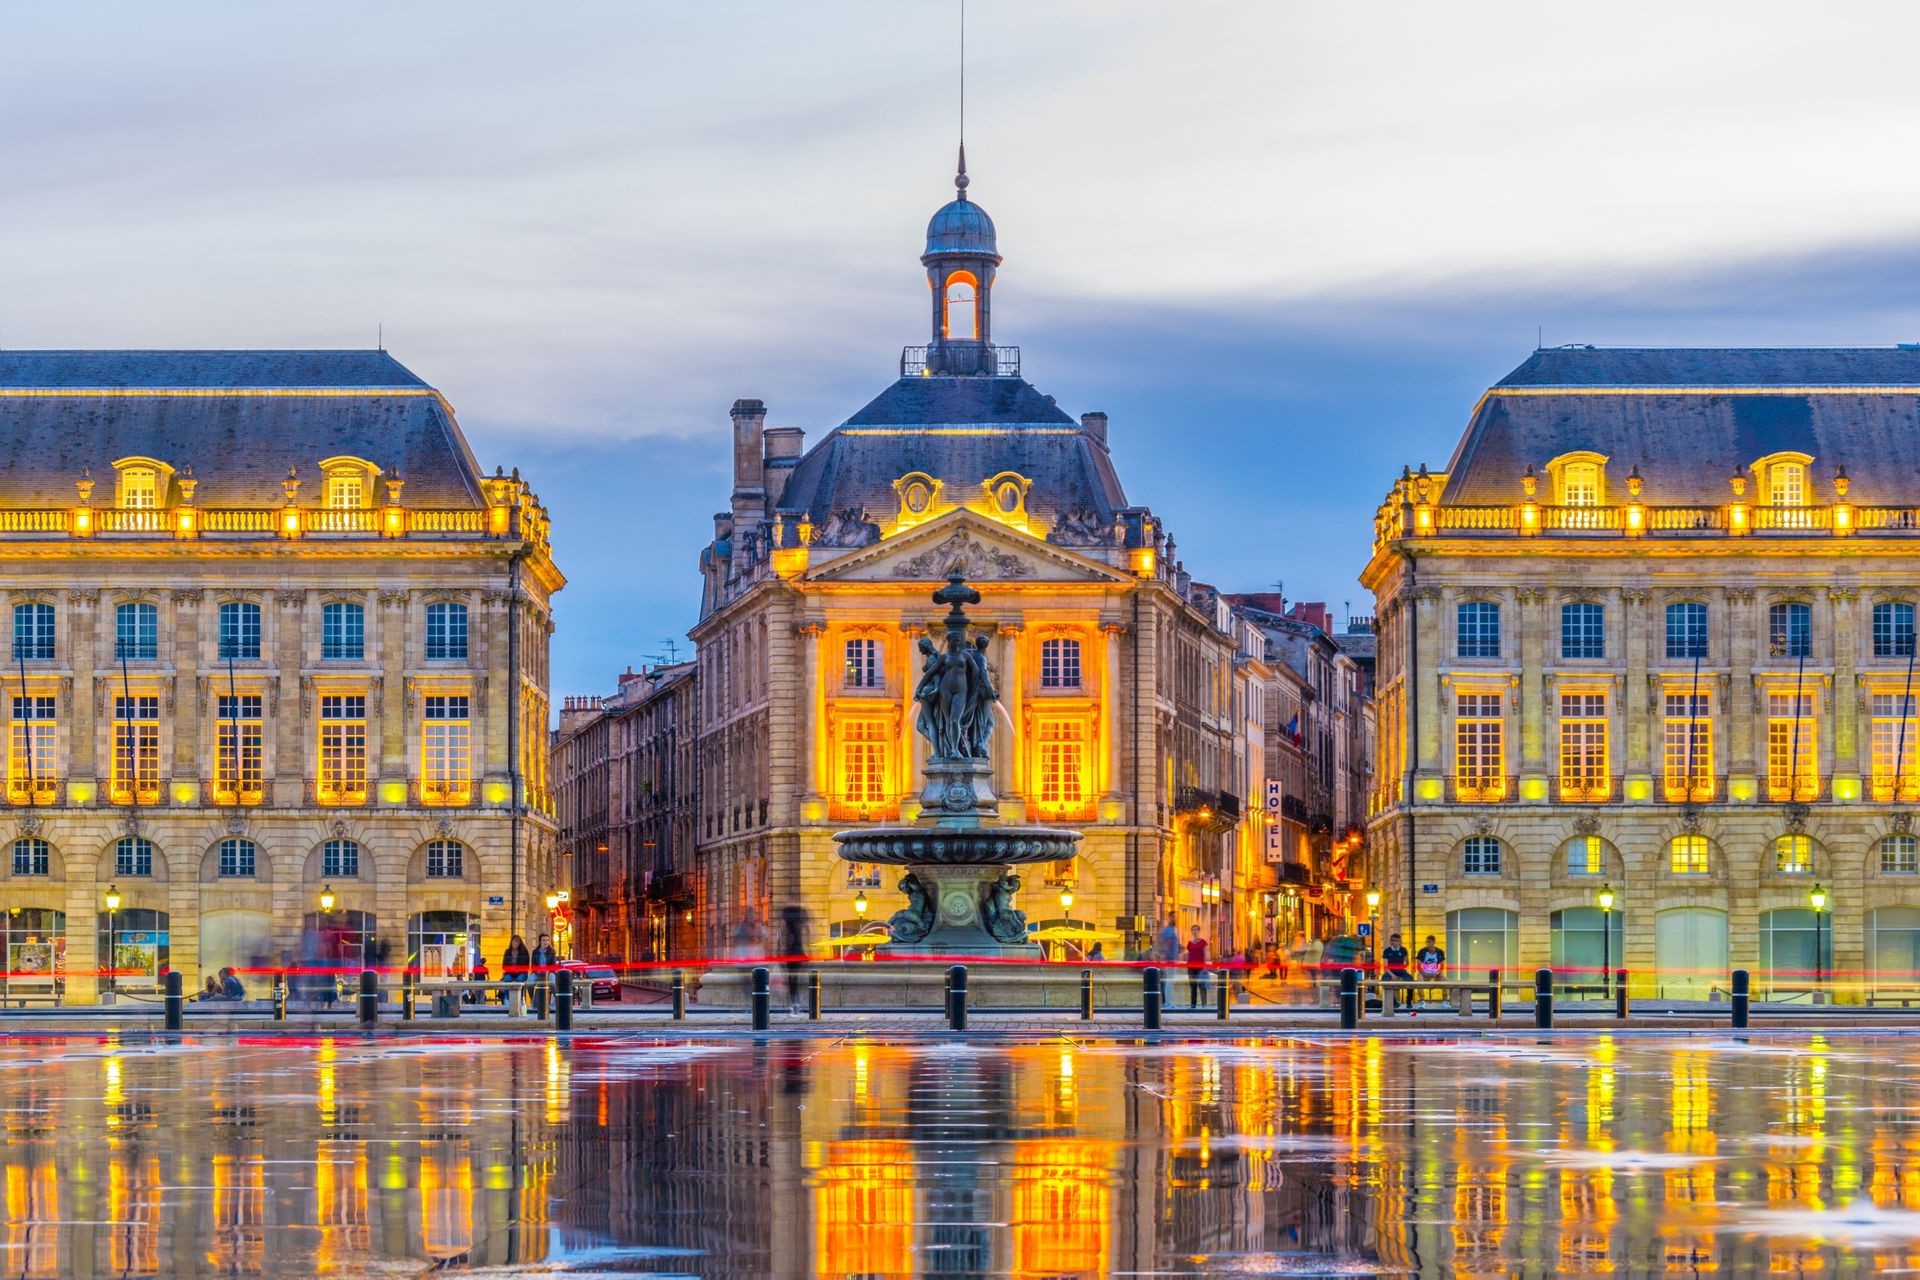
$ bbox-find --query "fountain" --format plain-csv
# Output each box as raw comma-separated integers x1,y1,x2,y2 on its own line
834,574,1081,957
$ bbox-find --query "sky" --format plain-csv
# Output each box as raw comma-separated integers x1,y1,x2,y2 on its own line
8,3,1920,699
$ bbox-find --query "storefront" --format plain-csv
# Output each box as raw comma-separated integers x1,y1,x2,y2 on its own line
97,909,169,994
1,909,65,1004
409,910,478,984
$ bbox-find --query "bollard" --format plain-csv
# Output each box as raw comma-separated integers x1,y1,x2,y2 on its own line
358,969,378,1026
1533,968,1554,1029
1080,968,1094,1021
947,964,969,1032
1614,968,1629,1020
1457,979,1474,1018
1731,968,1750,1029
402,971,416,1022
1142,966,1163,1030
533,976,549,1021
671,970,687,1021
1338,968,1359,1029
750,966,772,1030
164,970,184,1031
1487,968,1501,1022
1216,967,1231,1020
273,972,288,1022
554,969,574,1032
808,971,822,1020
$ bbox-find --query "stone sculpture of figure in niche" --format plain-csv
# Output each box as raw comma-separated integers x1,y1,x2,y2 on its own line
978,872,1028,944
886,871,936,944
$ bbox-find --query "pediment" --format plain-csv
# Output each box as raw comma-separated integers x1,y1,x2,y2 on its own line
805,509,1131,584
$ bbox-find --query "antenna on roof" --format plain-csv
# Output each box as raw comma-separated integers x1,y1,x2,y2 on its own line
1537,325,1543,351
377,323,383,352
959,0,966,151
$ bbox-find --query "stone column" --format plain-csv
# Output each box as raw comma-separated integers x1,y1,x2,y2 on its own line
1101,619,1126,802
379,590,409,790
799,620,826,810
1830,586,1860,793
1412,588,1443,777
1622,588,1651,798
170,590,202,794
996,622,1023,821
67,590,99,787
274,590,305,806
1518,587,1547,777
1727,586,1757,793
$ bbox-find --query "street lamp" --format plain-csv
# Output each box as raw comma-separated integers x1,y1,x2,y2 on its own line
1059,886,1073,915
1810,882,1828,1002
853,889,868,920
1597,883,1615,1001
319,884,336,913
545,892,560,912
103,884,121,998
1365,889,1381,971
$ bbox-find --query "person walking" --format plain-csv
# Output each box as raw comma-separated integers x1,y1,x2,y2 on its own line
778,906,809,1013
1157,916,1180,1003
1185,926,1210,1008
1381,932,1414,1011
1415,935,1447,1007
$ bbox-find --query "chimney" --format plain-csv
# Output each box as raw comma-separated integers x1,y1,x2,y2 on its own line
730,399,768,523
762,426,805,509
1081,412,1109,450
557,694,604,738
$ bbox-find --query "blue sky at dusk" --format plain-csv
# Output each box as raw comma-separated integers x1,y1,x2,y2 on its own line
8,3,1920,698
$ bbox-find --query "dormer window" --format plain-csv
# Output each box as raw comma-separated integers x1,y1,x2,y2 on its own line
121,467,158,509
1770,462,1806,507
1562,462,1600,507
326,471,365,510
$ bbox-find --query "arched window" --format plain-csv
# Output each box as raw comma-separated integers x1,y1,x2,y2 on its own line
1461,835,1503,876
1767,602,1812,659
1665,602,1708,660
218,601,261,661
1881,835,1919,875
944,275,978,341
1669,834,1710,875
1456,602,1501,659
217,838,257,879
10,838,48,876
321,602,365,661
1040,638,1083,689
1773,833,1813,874
843,638,881,689
322,838,361,878
115,836,155,877
424,839,464,879
1560,603,1605,659
114,602,158,660
1563,834,1606,876
12,603,54,661
425,603,467,661
1875,602,1917,659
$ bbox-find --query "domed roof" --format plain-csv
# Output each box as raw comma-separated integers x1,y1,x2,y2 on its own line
925,194,997,258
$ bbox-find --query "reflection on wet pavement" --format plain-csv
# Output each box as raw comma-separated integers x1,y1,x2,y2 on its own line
4,1032,1920,1274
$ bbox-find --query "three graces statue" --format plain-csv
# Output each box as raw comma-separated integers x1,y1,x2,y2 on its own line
911,573,1000,762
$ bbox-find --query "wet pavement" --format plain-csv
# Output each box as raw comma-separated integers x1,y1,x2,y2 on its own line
2,1031,1920,1276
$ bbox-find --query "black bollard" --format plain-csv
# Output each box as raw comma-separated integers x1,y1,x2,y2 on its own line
1216,967,1231,1020
1731,968,1750,1029
1533,967,1554,1029
164,970,184,1031
533,976,549,1021
1080,968,1094,1020
808,971,822,1020
671,970,687,1021
1614,969,1629,1020
1487,968,1500,1022
402,970,416,1022
947,964,969,1031
273,972,288,1022
750,966,771,1031
554,969,574,1031
1143,966,1163,1030
358,969,378,1026
1339,968,1359,1029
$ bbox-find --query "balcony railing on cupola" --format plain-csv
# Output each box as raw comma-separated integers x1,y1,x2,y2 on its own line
900,344,1021,378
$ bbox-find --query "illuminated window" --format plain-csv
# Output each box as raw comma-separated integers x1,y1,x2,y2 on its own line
218,602,261,661
1453,692,1505,800
1769,461,1807,507
119,466,158,509
321,603,364,661
425,839,464,879
1875,603,1916,659
1768,603,1811,659
944,277,977,340
1881,835,1919,875
1670,834,1710,875
1040,638,1082,689
11,603,53,661
844,638,881,689
325,471,365,510
1462,836,1502,875
1037,720,1087,814
114,603,157,660
1871,693,1920,802
422,695,472,805
214,694,263,804
1665,603,1708,660
425,603,467,660
10,837,48,877
1564,835,1605,876
1558,692,1608,800
217,838,257,879
1562,462,1600,506
323,838,360,878
111,695,160,805
1766,690,1818,801
9,695,55,804
114,836,154,878
1457,602,1501,658
1560,604,1605,660
841,720,889,811
317,694,367,804
1773,834,1813,874
1663,691,1713,801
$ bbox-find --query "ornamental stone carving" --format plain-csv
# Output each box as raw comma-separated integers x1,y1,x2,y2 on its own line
898,530,1034,580
1470,816,1495,836
225,813,248,836
329,819,350,839
276,591,305,609
1046,505,1107,548
380,590,409,608
1784,803,1810,834
171,590,200,608
18,815,41,837
66,590,96,607
434,816,456,837
124,814,142,836
1894,812,1915,833
1573,816,1601,836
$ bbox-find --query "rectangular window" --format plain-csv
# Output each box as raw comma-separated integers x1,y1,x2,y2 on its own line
8,695,55,805
1558,692,1609,801
11,839,47,877
1566,835,1604,876
1457,602,1501,659
1040,638,1083,689
421,694,472,805
114,603,157,661
321,603,365,661
1662,691,1714,801
1453,692,1505,801
1560,604,1605,660
1768,603,1812,660
218,601,261,661
840,720,889,812
425,602,468,661
111,695,161,805
214,694,264,805
11,603,53,662
326,472,364,509
843,638,881,689
120,467,157,509
1770,462,1806,507
1883,835,1919,875
1665,603,1708,661
1766,690,1818,801
1774,834,1813,874
1462,835,1502,875
1036,719,1087,814
1870,692,1920,802
317,694,367,804
1875,603,1917,659
1562,462,1600,507
425,839,463,879
1670,834,1711,875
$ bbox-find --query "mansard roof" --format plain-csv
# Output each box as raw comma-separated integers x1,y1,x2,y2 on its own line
1443,346,1920,507
0,349,486,507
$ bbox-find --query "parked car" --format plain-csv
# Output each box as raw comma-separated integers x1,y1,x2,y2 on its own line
559,960,620,1002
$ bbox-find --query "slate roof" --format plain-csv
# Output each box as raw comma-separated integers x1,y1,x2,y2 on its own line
778,376,1127,525
1444,347,1920,507
0,350,485,508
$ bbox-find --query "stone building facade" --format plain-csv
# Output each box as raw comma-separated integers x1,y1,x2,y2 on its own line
0,350,563,1002
1364,346,1920,1000
685,158,1252,959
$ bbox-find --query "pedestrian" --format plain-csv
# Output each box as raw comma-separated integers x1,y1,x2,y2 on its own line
1185,926,1210,1008
468,955,490,1004
503,934,531,987
1415,935,1447,1006
1381,932,1414,1010
1088,941,1105,963
779,906,809,1013
201,974,222,1000
531,933,557,971
1297,933,1324,1005
221,966,246,1000
1157,916,1180,1002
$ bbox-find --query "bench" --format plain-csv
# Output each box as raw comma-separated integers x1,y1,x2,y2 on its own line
1867,993,1920,1007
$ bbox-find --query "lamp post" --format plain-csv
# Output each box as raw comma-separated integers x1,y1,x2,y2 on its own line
1365,888,1381,972
1810,882,1828,1003
853,889,868,921
1597,883,1615,1001
103,884,121,999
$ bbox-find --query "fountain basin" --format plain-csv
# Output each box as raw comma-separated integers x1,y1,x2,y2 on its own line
832,826,1082,865
836,826,1082,958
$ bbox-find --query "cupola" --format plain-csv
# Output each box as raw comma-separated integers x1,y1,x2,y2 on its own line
921,146,1004,375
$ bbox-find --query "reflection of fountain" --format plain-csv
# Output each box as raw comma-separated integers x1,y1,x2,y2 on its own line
835,574,1080,957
